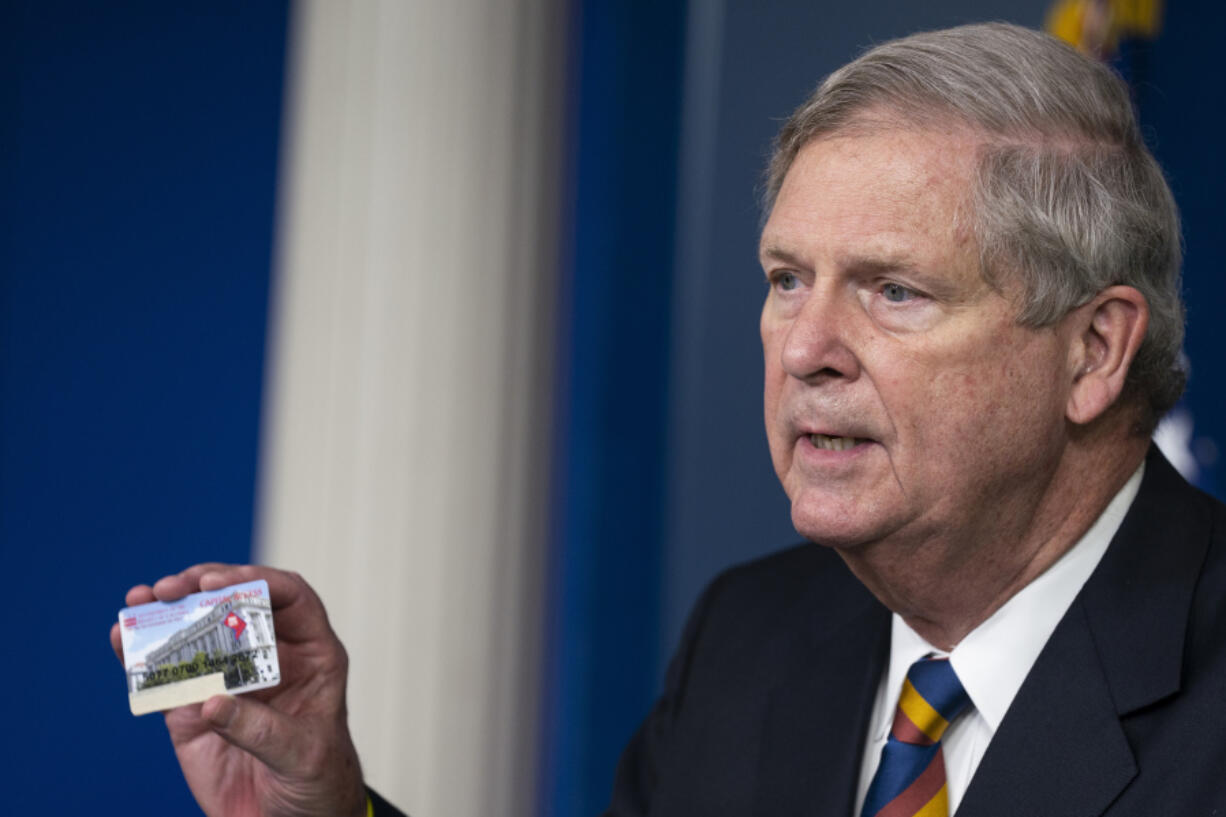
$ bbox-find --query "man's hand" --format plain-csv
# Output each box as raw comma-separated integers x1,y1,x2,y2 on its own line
110,564,367,817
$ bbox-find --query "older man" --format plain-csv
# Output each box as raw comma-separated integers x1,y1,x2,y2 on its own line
609,22,1215,817
114,22,1224,817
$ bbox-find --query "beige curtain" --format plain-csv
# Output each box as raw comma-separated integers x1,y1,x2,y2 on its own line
255,2,564,814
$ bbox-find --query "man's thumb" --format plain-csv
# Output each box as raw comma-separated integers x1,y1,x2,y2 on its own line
202,694,302,774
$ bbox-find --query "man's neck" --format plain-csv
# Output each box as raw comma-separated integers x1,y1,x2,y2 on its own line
836,435,1149,651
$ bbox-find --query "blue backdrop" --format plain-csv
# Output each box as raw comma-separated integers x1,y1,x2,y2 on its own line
3,1,288,811
1122,2,1226,497
541,1,687,814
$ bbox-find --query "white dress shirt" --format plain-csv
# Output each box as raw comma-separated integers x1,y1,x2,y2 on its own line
854,463,1145,815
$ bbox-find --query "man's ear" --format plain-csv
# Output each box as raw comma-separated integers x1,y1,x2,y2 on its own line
1066,285,1149,425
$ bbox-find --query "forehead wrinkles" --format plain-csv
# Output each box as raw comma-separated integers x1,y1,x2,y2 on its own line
764,128,981,262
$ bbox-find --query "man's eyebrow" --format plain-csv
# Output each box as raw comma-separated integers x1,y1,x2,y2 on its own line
758,244,920,275
758,244,806,266
846,254,969,300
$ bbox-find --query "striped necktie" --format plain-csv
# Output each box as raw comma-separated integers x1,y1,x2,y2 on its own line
860,656,971,817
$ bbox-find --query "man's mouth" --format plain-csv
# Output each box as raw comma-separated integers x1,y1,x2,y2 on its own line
808,433,867,451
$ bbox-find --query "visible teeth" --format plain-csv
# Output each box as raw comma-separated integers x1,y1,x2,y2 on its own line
810,434,860,451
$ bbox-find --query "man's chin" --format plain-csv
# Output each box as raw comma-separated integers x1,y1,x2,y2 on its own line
789,499,893,550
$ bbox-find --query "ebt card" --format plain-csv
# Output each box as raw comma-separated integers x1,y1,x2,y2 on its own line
119,579,281,716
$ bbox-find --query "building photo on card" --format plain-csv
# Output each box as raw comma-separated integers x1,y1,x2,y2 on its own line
118,579,281,716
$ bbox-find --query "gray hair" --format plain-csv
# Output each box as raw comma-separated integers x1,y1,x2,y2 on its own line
765,22,1184,431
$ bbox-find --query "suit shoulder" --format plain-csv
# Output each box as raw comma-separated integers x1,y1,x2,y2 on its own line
709,542,858,599
682,543,878,652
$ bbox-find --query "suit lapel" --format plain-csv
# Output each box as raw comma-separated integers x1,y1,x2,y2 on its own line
958,449,1209,817
753,595,890,817
955,600,1136,817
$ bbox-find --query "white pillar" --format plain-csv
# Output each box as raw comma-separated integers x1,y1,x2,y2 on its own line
255,2,564,815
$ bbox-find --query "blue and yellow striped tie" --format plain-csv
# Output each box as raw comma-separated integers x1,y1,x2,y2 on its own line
860,657,971,817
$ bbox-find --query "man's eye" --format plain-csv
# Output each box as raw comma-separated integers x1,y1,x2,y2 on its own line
774,272,800,291
881,282,916,303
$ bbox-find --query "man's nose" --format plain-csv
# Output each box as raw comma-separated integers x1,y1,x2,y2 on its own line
779,289,861,383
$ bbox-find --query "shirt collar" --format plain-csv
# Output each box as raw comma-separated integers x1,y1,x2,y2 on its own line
871,462,1145,739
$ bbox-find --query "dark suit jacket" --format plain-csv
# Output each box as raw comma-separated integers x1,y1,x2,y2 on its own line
606,448,1226,816
369,787,404,817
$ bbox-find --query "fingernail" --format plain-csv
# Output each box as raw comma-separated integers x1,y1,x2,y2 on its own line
203,695,237,728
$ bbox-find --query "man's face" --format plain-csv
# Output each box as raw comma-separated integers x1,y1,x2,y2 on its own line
760,126,1075,551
